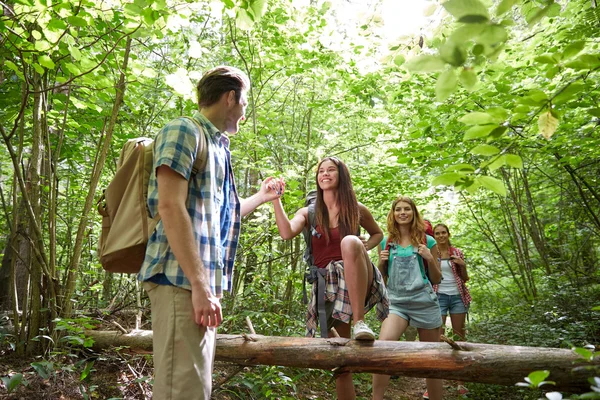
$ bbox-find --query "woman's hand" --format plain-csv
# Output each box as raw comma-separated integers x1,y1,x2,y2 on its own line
417,244,434,263
450,254,465,267
379,249,390,263
260,177,285,202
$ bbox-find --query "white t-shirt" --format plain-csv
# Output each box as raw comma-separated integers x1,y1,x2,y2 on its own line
437,259,459,295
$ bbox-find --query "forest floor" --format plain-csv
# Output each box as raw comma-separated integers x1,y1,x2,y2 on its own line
0,354,467,400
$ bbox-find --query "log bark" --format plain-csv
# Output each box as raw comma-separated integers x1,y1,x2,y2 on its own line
86,330,598,393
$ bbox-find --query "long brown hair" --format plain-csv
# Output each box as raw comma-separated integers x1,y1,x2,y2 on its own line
433,223,452,248
314,157,360,243
386,196,426,246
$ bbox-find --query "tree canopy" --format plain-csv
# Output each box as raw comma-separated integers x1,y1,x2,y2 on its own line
1,0,599,397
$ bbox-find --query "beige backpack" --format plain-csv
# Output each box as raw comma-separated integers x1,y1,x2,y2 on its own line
97,117,208,273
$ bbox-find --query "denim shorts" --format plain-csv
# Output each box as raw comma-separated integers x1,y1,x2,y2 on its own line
438,293,469,315
389,285,442,330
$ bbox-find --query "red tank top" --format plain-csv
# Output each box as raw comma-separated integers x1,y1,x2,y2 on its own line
312,225,342,268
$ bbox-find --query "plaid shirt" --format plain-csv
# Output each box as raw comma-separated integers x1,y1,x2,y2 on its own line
432,247,472,307
306,260,389,338
139,112,241,297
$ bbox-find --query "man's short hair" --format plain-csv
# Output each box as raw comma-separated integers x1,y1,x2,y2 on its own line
197,66,250,108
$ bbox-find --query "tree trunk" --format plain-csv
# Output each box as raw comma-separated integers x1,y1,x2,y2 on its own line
85,331,597,393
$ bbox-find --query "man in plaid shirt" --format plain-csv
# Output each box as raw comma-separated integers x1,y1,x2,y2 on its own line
139,66,283,400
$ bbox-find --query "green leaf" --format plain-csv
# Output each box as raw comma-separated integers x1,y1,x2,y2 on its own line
34,40,50,51
32,63,45,74
476,25,507,46
528,370,551,386
573,347,594,361
589,108,600,118
250,0,267,19
488,126,508,140
80,360,94,381
393,55,405,66
450,24,486,43
404,55,446,72
47,19,68,31
553,83,584,104
446,164,475,172
459,68,477,90
534,54,559,65
459,112,495,125
5,60,20,73
488,154,506,171
31,362,50,379
476,176,506,196
443,0,489,22
471,144,500,156
432,172,462,186
496,0,517,16
464,124,497,140
440,42,467,66
562,40,585,59
38,55,55,69
538,111,559,139
435,69,458,102
67,16,87,27
64,62,81,75
486,107,509,123
505,154,523,168
2,373,23,393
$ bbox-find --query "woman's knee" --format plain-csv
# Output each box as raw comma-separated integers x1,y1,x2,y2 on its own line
340,235,364,256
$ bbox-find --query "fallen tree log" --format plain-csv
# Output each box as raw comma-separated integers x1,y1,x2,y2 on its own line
86,330,598,393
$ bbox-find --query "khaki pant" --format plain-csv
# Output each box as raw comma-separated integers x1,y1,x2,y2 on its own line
144,282,216,400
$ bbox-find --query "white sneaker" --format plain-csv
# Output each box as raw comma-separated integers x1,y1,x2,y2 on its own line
353,320,375,340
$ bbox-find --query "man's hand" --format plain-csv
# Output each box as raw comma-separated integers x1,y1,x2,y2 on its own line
191,287,222,327
261,177,285,202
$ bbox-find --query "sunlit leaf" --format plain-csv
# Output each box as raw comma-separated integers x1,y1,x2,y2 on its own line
393,55,405,66
496,0,518,16
538,111,559,139
459,68,477,90
443,0,489,22
432,172,462,186
471,144,500,156
464,124,497,140
573,347,594,361
562,40,586,59
440,41,467,66
67,16,87,27
404,55,446,72
505,154,523,168
487,155,506,171
476,25,507,46
459,112,495,125
476,176,506,196
534,54,559,64
436,69,458,102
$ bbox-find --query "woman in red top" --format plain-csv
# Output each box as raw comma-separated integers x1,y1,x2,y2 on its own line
270,156,388,400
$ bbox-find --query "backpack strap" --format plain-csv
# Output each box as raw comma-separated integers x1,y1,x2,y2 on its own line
184,117,209,175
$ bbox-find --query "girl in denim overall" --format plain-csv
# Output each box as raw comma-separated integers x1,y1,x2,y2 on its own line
372,196,443,400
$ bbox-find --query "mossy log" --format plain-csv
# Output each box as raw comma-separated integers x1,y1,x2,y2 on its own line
86,330,598,393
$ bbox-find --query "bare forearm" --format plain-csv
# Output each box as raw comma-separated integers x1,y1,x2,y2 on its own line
271,199,300,239
240,192,267,217
365,232,383,251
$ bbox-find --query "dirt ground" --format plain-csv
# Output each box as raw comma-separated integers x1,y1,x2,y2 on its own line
0,354,465,400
